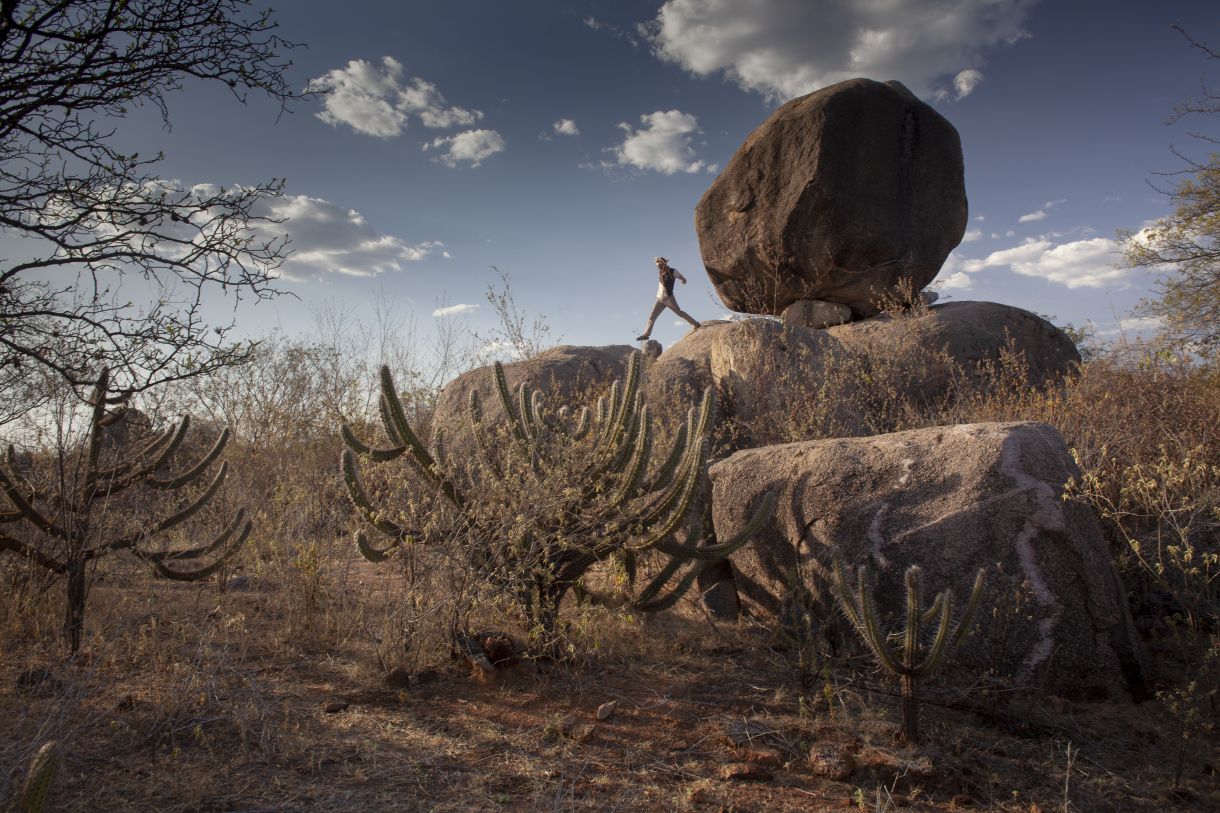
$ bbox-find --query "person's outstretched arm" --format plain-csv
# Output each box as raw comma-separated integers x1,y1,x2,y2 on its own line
675,269,687,284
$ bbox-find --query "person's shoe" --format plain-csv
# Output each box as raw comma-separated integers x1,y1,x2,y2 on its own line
636,334,649,341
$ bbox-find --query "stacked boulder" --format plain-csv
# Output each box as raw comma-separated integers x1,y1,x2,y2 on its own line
426,78,1144,698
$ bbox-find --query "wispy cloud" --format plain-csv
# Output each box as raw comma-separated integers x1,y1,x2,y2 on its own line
612,110,709,174
424,129,506,168
962,237,1129,288
1018,209,1047,223
645,0,1034,102
432,303,479,317
259,194,441,280
962,228,983,242
308,57,481,138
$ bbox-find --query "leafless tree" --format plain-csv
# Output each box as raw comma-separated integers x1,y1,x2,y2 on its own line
0,0,304,416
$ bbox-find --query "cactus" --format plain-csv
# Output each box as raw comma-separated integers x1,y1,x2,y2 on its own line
341,351,775,648
0,369,250,653
831,555,985,743
1,740,60,813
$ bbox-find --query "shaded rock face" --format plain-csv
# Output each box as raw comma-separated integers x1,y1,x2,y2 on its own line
696,78,967,317
709,422,1147,700
825,301,1081,402
642,319,853,441
431,344,635,453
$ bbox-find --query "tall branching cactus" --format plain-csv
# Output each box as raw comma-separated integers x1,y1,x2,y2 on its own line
0,369,250,652
832,555,985,743
341,351,776,646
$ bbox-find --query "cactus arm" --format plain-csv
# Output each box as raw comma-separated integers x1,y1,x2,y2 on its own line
356,529,398,562
340,423,407,462
949,569,987,649
914,590,956,680
341,449,417,540
645,420,688,491
831,555,865,632
130,509,249,563
379,365,437,473
17,740,60,813
378,393,405,446
78,371,111,509
95,421,179,482
904,566,922,672
0,465,70,541
634,560,701,613
144,427,231,490
492,362,528,444
633,557,684,606
653,490,776,560
595,380,621,448
610,409,652,506
517,381,536,442
630,440,705,546
855,567,906,675
151,521,250,582
150,460,228,533
571,406,590,440
0,532,67,573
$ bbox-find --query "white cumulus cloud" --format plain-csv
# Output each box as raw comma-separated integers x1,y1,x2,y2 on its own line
952,68,984,99
260,195,441,280
432,303,479,318
963,228,983,242
938,271,974,290
1018,209,1047,223
963,237,1130,288
553,118,580,136
646,0,1034,102
308,57,481,138
613,110,707,174
424,129,506,168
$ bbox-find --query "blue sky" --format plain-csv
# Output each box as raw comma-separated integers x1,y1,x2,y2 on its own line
22,0,1220,356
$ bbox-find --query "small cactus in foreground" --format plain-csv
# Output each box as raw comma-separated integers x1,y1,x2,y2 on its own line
341,351,776,647
832,556,985,743
2,740,60,813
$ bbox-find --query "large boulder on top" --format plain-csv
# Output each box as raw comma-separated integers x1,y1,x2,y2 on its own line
825,301,1081,403
708,422,1147,700
431,345,634,453
696,78,968,317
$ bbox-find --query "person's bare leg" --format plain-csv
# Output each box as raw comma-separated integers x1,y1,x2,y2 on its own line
637,298,666,340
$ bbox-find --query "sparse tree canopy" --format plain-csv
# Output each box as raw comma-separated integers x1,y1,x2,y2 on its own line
1123,26,1220,348
0,0,303,412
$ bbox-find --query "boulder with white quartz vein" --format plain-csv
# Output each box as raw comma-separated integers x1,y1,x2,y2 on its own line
708,421,1146,699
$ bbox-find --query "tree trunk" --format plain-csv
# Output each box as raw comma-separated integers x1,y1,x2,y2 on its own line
65,557,87,654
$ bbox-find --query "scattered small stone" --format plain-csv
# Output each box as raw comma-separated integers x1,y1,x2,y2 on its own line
808,741,855,781
720,762,772,782
596,700,618,721
322,700,349,714
641,339,663,359
568,722,596,742
383,667,410,690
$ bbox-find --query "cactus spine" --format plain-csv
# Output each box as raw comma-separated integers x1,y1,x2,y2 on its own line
832,556,985,743
341,351,776,645
0,369,250,652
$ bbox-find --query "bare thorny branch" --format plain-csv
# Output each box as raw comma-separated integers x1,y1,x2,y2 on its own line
0,1,307,409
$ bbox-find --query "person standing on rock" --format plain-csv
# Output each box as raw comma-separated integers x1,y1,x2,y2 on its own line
637,257,701,341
